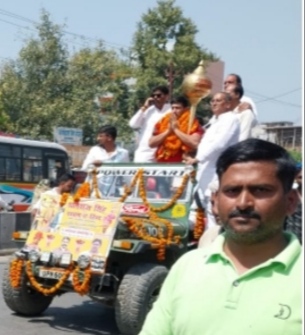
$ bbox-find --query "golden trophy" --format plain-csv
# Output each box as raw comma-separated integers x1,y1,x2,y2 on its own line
181,60,212,133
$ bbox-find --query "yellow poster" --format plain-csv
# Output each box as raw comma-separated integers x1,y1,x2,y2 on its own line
31,193,61,231
24,195,123,272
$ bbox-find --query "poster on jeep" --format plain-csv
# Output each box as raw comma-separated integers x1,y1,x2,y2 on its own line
24,195,123,271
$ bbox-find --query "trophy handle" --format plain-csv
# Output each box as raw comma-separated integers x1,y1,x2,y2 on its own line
187,105,197,134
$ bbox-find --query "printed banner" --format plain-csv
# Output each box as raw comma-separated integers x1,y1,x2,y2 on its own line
24,195,123,272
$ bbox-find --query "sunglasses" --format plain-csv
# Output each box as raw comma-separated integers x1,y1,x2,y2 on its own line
152,93,162,98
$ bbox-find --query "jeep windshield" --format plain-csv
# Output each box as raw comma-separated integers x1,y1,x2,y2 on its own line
86,163,194,203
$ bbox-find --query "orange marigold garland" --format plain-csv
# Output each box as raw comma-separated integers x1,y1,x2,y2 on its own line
154,110,201,161
25,260,73,296
72,266,91,295
9,259,24,288
122,214,181,261
119,169,141,203
73,182,91,202
91,169,101,199
60,193,69,207
138,169,189,213
193,208,205,240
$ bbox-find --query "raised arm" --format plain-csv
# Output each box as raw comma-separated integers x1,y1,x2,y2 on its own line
129,98,154,129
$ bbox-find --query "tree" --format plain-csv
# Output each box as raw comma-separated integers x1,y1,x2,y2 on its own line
0,10,135,144
129,0,217,116
0,10,70,139
66,46,133,144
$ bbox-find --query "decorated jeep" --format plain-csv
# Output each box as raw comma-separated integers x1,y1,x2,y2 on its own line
2,163,205,335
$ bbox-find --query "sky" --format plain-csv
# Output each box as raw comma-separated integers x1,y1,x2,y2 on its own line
0,0,303,124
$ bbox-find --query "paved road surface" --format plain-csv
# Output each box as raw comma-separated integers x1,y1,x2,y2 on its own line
0,256,120,335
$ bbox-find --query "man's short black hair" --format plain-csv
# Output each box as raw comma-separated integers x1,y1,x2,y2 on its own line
216,138,297,193
228,73,242,85
58,173,76,184
232,85,244,99
152,85,169,95
98,125,117,140
171,96,189,108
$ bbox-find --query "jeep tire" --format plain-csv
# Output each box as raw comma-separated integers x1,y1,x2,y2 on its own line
2,259,53,316
115,262,168,335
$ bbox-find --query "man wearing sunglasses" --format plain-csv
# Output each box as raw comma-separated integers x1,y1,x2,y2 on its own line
129,85,171,163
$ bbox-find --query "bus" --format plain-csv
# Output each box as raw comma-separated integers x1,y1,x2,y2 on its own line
0,136,70,206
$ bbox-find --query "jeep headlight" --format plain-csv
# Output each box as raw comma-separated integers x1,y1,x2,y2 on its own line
40,251,51,264
60,253,72,267
28,250,40,263
77,254,90,269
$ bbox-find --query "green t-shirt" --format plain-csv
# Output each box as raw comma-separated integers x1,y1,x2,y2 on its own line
139,233,302,335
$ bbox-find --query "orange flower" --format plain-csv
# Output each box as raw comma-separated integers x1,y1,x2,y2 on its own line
25,260,73,295
9,259,24,288
193,208,205,240
154,110,201,161
74,182,91,202
72,266,91,295
60,193,69,207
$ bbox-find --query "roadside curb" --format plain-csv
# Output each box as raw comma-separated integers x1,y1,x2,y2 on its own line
0,248,18,256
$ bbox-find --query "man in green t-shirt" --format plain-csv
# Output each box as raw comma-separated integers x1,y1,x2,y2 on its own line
139,138,302,335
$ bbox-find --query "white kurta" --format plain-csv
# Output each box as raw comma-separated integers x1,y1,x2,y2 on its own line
195,112,240,196
129,103,171,163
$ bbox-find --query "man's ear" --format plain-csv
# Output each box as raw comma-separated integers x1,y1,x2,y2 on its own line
286,189,299,216
212,191,219,216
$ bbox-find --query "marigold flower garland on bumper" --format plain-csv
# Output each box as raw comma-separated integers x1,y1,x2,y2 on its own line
9,259,24,288
72,266,91,295
25,260,73,295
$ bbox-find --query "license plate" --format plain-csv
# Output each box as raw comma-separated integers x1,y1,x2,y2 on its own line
39,268,65,280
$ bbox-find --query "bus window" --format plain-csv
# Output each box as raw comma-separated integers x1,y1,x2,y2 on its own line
23,160,43,182
0,158,5,180
6,158,21,181
0,144,21,157
47,158,66,181
23,148,42,160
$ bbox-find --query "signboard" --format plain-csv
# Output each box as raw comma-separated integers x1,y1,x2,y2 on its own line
54,127,83,145
24,195,123,273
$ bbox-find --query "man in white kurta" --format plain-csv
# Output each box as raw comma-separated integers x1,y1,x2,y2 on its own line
224,73,258,117
129,86,171,163
225,84,257,141
185,92,240,198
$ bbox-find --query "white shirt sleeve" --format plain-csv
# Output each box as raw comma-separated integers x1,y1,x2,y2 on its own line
196,115,239,163
238,109,256,141
123,149,130,163
240,96,258,117
129,109,148,129
81,147,97,170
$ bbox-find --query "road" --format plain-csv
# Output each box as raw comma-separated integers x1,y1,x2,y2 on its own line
0,256,120,335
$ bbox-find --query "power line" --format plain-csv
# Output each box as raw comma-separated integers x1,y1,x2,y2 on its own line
0,8,129,50
0,17,34,31
213,71,302,108
248,88,301,108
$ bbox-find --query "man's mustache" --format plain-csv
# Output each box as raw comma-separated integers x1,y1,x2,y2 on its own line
228,209,261,220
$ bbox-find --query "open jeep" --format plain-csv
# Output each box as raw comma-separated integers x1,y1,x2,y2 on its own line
2,163,204,335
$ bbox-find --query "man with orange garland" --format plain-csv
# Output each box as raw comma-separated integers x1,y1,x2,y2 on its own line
148,96,203,163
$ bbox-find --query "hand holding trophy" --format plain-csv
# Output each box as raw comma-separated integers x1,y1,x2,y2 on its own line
181,61,212,133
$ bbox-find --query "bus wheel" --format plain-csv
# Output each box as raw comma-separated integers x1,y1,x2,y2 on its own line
2,258,53,316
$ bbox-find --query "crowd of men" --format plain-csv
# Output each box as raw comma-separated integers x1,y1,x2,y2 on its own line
80,72,302,241
84,74,258,205
27,72,302,333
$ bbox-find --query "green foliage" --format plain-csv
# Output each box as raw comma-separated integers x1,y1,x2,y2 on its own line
288,150,302,163
0,2,217,144
130,0,217,108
